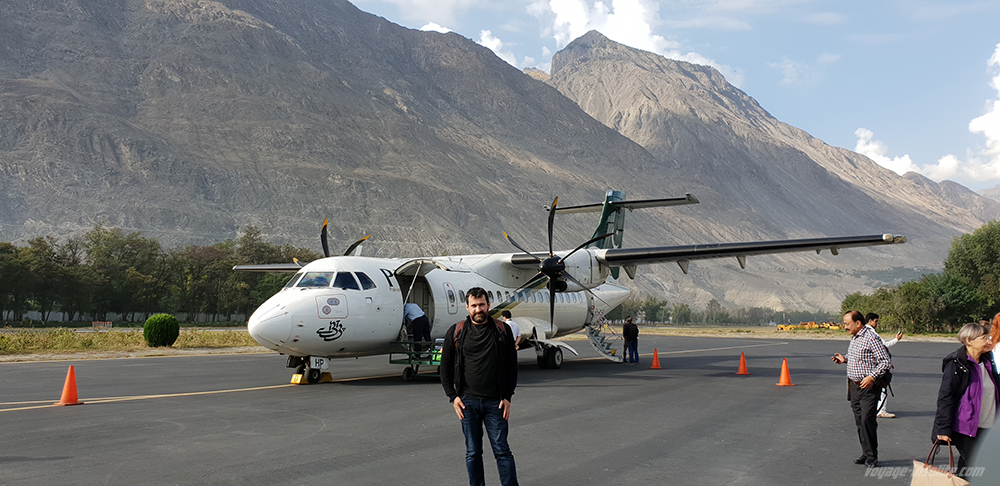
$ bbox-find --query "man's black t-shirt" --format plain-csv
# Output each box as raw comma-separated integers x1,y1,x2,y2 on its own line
462,320,501,399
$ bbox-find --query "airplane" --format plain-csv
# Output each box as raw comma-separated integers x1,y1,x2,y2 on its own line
234,190,907,383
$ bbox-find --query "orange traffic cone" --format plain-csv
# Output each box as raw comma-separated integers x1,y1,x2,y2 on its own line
736,352,751,375
649,348,661,369
775,358,795,386
54,365,84,406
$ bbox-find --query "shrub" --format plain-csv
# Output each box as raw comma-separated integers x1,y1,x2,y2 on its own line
144,314,180,347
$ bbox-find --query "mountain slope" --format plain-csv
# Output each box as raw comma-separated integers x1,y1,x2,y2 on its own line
0,4,984,310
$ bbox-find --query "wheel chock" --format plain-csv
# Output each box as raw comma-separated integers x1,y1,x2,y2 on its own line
290,372,335,384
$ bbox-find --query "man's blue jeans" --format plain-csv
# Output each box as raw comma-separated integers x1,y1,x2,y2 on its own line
460,397,518,486
626,341,638,363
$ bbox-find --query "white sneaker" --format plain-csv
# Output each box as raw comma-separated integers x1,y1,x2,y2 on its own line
877,411,896,418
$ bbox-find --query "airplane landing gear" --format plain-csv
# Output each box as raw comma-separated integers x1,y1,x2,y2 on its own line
535,345,563,369
288,356,332,384
305,367,322,384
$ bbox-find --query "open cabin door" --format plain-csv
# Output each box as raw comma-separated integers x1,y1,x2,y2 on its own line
394,259,450,333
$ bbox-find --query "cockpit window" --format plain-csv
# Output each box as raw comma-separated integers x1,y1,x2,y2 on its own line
356,272,377,290
284,271,305,289
333,272,360,290
296,272,333,288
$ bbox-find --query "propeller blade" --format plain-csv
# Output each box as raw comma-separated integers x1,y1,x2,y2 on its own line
546,196,558,256
559,233,614,264
321,218,330,257
343,234,372,256
503,231,542,262
548,278,556,333
562,272,610,308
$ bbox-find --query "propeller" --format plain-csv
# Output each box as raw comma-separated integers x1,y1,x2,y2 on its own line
503,196,614,330
321,218,330,257
321,218,372,257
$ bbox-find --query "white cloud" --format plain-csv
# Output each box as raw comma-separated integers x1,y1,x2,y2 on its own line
854,128,921,175
478,30,519,67
768,53,839,86
856,45,1000,185
968,43,1000,164
529,0,743,86
419,22,452,33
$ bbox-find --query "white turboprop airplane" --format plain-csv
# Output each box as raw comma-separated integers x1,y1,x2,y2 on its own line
235,190,906,383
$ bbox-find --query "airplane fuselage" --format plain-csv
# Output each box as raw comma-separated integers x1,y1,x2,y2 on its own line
247,254,631,359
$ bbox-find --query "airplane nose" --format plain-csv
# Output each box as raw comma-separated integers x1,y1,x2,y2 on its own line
248,304,293,350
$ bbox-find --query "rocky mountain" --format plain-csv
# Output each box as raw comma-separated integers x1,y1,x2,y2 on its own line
978,183,1000,202
544,31,999,306
905,172,1000,223
0,3,991,310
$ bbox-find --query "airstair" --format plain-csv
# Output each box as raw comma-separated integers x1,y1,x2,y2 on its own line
585,319,624,363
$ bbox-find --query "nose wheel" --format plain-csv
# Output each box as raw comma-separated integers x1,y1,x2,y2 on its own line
288,356,333,384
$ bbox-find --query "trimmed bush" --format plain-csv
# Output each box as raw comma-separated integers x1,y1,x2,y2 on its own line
144,313,180,347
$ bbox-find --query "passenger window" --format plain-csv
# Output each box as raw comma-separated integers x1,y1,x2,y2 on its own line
447,289,456,303
459,290,466,303
355,272,377,290
333,272,360,290
544,293,549,303
488,291,494,302
296,272,333,288
505,292,512,302
530,292,537,303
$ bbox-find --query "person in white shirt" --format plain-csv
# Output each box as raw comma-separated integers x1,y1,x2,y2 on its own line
500,311,522,349
866,312,902,418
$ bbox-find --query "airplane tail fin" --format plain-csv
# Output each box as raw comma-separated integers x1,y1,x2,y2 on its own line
552,190,699,279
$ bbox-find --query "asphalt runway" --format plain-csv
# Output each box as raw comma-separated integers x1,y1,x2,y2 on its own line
0,336,984,485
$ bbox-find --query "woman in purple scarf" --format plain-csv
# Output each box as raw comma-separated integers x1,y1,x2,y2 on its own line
933,322,999,476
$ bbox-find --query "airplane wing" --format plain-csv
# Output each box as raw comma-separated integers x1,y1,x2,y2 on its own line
552,194,699,214
596,233,907,272
232,263,303,272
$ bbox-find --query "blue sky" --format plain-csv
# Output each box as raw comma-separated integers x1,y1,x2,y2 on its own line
352,0,1000,191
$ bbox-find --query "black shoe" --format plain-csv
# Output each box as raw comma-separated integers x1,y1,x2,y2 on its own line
853,455,867,465
865,459,878,468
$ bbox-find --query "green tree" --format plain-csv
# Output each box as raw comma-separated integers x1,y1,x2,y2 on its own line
944,220,1000,308
672,303,691,324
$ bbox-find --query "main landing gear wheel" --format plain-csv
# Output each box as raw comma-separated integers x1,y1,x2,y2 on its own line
294,364,305,376
305,367,322,384
547,347,563,369
403,367,415,382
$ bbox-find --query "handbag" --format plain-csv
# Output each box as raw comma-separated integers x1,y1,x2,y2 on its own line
910,439,969,486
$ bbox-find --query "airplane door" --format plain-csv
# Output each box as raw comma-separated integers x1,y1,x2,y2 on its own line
443,282,458,315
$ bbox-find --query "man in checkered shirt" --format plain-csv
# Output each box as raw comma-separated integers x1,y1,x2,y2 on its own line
831,310,892,468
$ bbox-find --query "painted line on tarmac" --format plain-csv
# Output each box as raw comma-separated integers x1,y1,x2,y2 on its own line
574,341,788,362
0,351,274,365
0,373,403,412
651,341,788,355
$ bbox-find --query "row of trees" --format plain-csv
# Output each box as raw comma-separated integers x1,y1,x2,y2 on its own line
0,226,317,323
842,220,1000,333
604,295,835,326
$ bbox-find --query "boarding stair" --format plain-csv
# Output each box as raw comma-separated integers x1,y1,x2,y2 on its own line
585,321,624,363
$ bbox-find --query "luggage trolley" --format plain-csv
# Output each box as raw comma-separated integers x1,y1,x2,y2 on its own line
389,338,444,381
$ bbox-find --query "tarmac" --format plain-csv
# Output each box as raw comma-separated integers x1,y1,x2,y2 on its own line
0,336,991,485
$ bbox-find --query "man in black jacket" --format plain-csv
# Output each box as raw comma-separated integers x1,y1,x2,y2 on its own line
440,287,519,486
